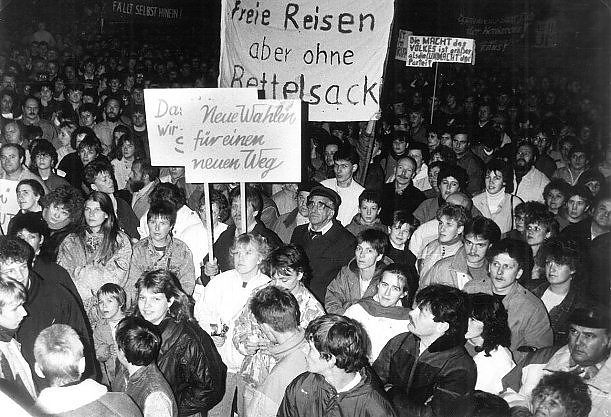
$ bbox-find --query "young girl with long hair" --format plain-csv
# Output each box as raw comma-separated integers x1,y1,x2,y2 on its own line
57,191,132,323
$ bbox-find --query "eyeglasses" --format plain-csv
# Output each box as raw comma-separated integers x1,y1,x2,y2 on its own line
306,201,333,211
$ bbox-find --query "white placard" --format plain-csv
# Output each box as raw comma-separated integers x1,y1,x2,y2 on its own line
406,35,475,67
144,88,258,166
144,88,302,183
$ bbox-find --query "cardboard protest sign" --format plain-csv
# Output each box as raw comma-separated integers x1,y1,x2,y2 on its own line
144,88,302,183
0,179,19,234
144,88,258,166
406,36,475,67
395,29,412,61
219,0,395,121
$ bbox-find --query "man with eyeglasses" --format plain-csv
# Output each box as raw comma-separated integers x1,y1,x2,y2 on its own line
463,238,553,362
20,96,57,143
291,186,356,302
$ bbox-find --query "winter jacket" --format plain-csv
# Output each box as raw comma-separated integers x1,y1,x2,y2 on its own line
462,279,553,362
345,214,387,237
126,236,195,303
325,257,391,315
277,367,396,417
17,271,97,390
35,378,142,417
155,317,226,417
373,332,477,417
530,282,586,346
57,230,132,324
420,247,488,290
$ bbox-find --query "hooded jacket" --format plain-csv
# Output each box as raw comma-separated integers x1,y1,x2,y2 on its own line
277,367,396,417
373,332,476,417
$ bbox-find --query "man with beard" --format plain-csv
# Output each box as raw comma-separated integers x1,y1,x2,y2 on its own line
380,156,426,225
513,143,550,203
93,95,126,156
128,158,160,220
21,96,57,143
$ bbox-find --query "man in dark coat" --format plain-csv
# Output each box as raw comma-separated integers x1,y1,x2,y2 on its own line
560,194,611,248
380,156,426,226
0,237,97,389
373,285,476,417
291,186,356,302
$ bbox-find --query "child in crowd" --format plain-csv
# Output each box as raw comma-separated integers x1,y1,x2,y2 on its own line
385,210,419,291
346,189,387,236
93,283,127,388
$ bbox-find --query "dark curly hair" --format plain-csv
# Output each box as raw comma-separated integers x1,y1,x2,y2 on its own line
40,185,85,223
539,238,582,281
468,293,511,356
305,314,369,373
532,372,591,417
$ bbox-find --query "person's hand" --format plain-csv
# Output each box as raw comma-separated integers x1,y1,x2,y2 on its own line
211,335,226,348
204,258,219,277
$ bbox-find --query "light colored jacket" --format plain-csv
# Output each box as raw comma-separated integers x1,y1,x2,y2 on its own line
514,167,550,203
463,278,553,362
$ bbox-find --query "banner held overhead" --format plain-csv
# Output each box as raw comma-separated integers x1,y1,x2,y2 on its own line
406,35,475,67
219,0,395,121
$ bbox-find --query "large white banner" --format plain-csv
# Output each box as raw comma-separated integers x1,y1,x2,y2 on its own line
219,0,395,121
144,88,302,183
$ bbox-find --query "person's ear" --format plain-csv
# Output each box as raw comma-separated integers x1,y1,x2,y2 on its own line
457,225,465,235
34,362,46,379
375,253,383,263
91,183,99,192
296,272,304,282
77,356,86,375
167,297,175,309
516,268,524,281
351,164,358,174
436,321,449,335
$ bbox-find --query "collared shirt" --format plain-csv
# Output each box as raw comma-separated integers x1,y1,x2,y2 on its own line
309,219,333,236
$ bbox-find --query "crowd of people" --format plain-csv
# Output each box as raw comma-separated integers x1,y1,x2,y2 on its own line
0,20,609,417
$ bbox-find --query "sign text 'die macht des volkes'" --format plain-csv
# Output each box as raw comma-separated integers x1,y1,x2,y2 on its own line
406,35,475,67
144,88,301,183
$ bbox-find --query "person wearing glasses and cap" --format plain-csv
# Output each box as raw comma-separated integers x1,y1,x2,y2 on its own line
291,186,356,302
502,305,610,417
